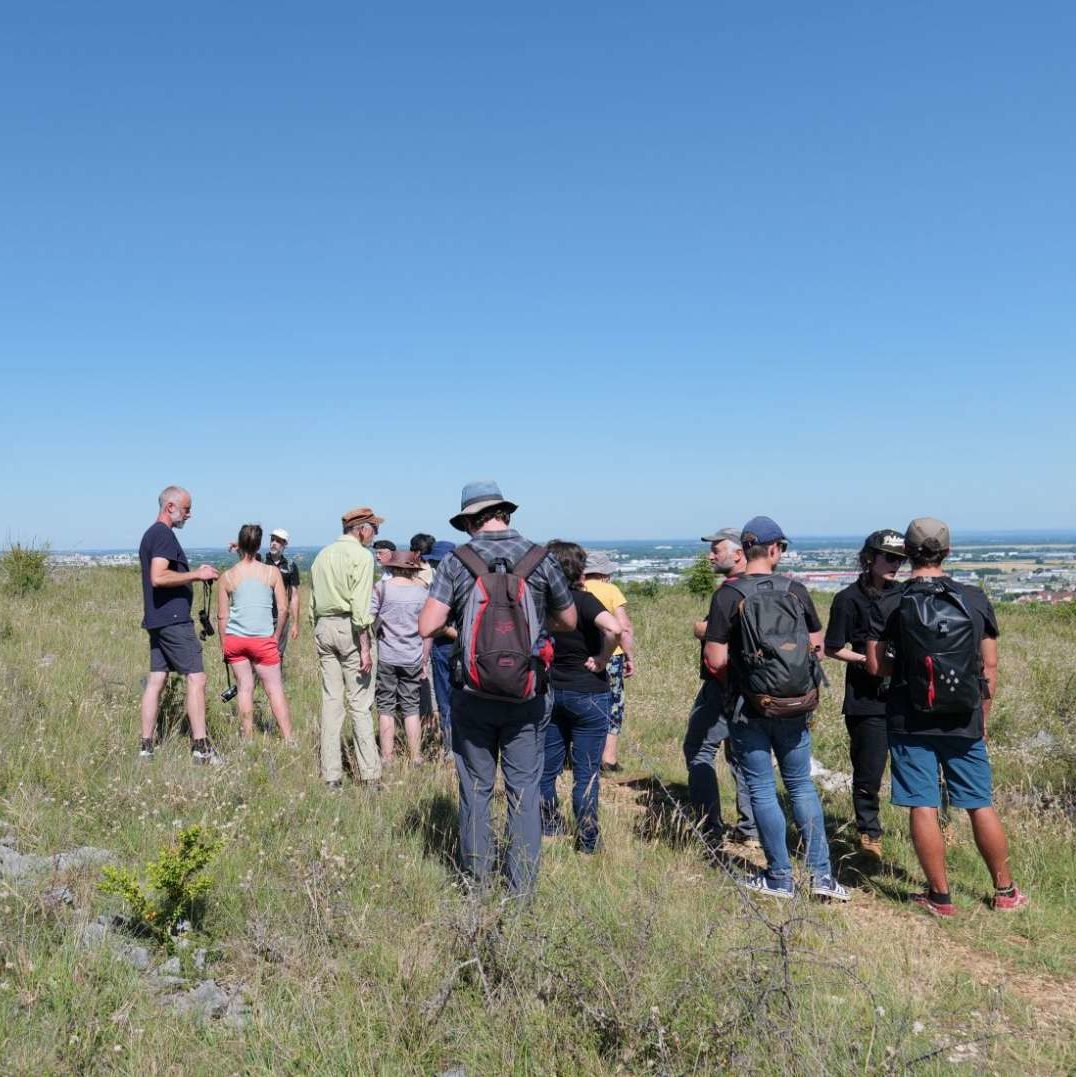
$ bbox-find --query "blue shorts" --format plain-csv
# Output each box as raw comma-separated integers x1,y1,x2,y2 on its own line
889,733,993,809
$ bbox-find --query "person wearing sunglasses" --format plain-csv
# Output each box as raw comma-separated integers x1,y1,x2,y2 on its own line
824,529,906,859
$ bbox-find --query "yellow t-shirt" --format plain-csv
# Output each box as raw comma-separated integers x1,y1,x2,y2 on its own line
584,579,627,657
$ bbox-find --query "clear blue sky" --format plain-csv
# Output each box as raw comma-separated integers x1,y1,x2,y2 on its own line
2,2,1073,549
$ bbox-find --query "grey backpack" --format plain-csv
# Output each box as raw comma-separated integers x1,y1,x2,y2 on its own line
726,575,820,718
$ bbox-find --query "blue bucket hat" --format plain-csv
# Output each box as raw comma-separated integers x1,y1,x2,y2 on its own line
449,480,519,532
427,540,457,564
740,516,789,548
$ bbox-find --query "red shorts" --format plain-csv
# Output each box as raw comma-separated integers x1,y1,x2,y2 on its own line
223,634,280,666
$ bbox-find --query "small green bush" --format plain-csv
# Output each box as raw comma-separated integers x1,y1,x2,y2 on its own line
682,554,716,597
622,578,664,600
100,825,222,950
1,541,49,595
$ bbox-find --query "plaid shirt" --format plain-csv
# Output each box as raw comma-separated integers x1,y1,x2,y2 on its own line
428,528,573,627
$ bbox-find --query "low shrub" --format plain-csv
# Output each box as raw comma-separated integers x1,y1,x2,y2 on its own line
99,825,222,950
1,541,49,595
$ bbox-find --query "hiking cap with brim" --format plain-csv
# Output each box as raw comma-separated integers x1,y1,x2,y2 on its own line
449,480,519,532
342,506,384,528
905,517,950,552
427,540,457,563
270,528,290,543
382,550,423,571
584,552,618,576
740,516,789,547
701,527,743,545
866,529,907,557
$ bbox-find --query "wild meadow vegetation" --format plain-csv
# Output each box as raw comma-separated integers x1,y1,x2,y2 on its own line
0,567,1073,1074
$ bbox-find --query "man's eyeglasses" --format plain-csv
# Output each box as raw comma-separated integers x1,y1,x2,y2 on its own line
776,541,788,552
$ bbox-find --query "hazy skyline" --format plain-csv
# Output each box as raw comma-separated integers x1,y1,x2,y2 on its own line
3,3,1074,548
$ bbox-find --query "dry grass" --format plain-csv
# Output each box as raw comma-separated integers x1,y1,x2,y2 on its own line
0,569,1073,1074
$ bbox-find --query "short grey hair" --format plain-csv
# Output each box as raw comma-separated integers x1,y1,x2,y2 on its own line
158,485,189,509
715,528,742,550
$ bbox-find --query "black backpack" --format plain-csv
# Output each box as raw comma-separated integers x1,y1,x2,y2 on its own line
726,575,820,718
897,578,983,715
452,543,548,703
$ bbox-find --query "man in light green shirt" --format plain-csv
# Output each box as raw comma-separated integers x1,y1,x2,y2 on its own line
309,505,382,788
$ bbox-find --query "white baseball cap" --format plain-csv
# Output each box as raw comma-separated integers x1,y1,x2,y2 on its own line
270,528,290,543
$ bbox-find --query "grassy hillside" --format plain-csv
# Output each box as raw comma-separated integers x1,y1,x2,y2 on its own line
0,569,1073,1074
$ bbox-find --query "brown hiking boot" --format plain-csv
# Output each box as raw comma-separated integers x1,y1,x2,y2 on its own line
859,833,883,860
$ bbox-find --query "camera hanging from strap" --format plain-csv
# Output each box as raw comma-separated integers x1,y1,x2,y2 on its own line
198,581,216,640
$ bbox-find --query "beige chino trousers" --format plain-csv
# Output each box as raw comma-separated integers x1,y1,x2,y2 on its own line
314,616,381,782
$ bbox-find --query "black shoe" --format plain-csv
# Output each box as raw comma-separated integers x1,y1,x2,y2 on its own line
600,762,622,775
191,740,223,766
139,738,154,759
326,779,343,790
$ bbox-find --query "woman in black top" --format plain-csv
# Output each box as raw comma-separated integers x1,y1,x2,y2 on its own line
541,541,622,853
823,529,906,858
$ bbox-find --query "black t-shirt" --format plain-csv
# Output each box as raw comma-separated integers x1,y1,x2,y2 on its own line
264,552,301,620
824,577,897,717
698,575,737,680
868,577,999,739
704,574,822,645
139,522,193,630
264,552,300,594
551,590,610,694
703,574,822,715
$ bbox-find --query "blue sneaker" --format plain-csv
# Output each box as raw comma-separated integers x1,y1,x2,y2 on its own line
811,876,851,902
742,871,795,899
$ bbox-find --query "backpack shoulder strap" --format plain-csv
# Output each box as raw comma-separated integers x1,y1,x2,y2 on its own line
454,544,489,579
512,543,547,580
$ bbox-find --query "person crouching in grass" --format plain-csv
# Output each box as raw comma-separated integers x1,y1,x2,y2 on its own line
217,524,295,744
370,550,432,765
542,541,622,853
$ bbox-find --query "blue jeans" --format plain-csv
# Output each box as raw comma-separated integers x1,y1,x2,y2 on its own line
730,712,833,883
683,680,757,836
541,688,610,852
452,690,544,895
430,642,454,752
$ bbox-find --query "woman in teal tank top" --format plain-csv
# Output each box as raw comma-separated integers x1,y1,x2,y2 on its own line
217,524,295,743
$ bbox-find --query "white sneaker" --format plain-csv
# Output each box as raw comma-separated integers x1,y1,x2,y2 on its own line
741,871,795,899
811,876,851,902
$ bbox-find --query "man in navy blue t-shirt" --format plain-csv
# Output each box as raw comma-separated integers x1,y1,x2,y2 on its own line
138,485,221,764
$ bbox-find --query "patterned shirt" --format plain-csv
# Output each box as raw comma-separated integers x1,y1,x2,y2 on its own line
428,528,573,627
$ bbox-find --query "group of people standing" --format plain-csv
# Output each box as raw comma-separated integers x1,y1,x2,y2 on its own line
685,515,1026,914
137,483,1026,915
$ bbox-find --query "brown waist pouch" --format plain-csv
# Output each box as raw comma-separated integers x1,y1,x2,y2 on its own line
744,688,819,719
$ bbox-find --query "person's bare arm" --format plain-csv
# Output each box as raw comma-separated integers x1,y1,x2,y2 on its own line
289,583,300,640
809,629,824,659
825,644,868,665
271,569,288,644
980,637,998,735
693,618,709,641
419,598,451,638
546,602,578,632
584,610,622,673
216,572,230,653
703,640,728,680
151,556,218,587
865,640,893,678
614,606,636,675
437,624,458,642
